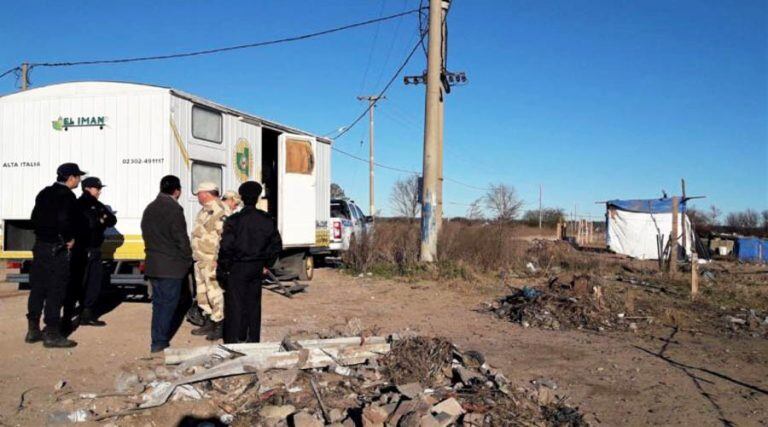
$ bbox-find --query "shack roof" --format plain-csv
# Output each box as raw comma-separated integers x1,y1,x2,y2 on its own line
606,198,686,214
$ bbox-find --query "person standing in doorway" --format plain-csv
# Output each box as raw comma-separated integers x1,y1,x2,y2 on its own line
26,163,86,348
217,181,282,343
189,182,228,341
140,175,192,353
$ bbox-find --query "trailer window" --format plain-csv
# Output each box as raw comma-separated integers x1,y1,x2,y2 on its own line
191,162,223,195
285,138,314,175
192,106,222,143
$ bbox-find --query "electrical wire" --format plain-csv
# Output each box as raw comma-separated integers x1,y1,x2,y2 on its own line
443,177,491,192
358,0,387,94
0,67,20,80
330,28,426,141
332,146,417,174
28,8,425,68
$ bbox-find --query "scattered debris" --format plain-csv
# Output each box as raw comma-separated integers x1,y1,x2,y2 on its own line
483,277,632,331
722,309,768,338
76,336,585,426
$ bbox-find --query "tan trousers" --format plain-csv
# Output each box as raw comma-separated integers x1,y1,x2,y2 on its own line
193,261,224,322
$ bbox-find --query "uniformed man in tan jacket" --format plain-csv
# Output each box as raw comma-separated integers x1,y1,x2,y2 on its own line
190,182,229,340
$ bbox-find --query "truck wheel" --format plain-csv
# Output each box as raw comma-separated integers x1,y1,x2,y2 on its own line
298,253,314,281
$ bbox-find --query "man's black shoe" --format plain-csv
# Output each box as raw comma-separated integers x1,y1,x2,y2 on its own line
43,330,77,348
205,321,223,341
25,319,43,343
191,318,213,336
151,344,169,354
79,309,106,327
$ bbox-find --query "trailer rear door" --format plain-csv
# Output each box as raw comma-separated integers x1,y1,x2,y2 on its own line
278,134,316,246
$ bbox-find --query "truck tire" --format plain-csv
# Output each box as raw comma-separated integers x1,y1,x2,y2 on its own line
298,252,314,281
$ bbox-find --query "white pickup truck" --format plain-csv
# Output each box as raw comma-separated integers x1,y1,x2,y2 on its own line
329,199,373,253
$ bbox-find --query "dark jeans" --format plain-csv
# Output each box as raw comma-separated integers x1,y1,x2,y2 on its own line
149,277,182,351
224,261,264,344
27,242,70,329
66,248,104,317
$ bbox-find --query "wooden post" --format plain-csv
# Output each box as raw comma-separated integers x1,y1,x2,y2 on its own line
691,253,699,300
669,196,679,274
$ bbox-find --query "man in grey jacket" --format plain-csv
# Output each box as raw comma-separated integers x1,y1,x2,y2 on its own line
140,175,192,353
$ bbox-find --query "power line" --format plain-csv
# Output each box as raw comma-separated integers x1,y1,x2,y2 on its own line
330,27,426,141
0,67,20,80
28,8,424,69
358,0,387,94
443,177,491,192
332,146,417,174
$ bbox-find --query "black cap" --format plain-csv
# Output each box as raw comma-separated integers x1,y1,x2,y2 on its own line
57,163,87,177
82,177,105,190
239,181,263,204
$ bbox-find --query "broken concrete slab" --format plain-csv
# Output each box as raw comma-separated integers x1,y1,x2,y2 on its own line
290,411,323,427
362,404,388,426
259,404,296,420
431,398,464,418
396,382,424,399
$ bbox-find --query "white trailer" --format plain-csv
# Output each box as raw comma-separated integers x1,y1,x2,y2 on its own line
0,81,331,281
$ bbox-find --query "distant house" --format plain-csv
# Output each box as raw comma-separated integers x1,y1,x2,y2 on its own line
605,198,695,260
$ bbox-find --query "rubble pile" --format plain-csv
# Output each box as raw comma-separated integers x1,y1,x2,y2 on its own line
81,336,586,426
722,308,768,339
484,276,638,332
219,337,585,426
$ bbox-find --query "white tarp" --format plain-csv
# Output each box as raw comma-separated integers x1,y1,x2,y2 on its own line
607,209,693,260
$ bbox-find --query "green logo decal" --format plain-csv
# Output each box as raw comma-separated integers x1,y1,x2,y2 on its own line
234,138,252,183
52,117,64,131
52,116,107,131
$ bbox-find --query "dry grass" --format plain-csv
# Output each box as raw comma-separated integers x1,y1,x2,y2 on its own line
341,221,597,283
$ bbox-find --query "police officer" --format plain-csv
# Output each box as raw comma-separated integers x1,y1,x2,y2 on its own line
26,163,85,348
190,182,229,341
217,181,282,343
68,177,116,327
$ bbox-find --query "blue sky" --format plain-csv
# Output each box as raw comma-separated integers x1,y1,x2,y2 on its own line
1,0,765,218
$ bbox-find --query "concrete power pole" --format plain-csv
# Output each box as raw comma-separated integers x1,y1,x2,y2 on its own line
436,3,448,231
357,95,384,217
20,63,29,91
419,0,445,262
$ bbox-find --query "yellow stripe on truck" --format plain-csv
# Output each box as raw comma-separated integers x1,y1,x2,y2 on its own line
0,234,147,261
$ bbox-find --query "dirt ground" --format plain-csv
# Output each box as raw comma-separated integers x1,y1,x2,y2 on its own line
0,266,767,426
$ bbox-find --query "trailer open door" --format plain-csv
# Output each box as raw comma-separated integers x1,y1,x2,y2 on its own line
278,134,317,246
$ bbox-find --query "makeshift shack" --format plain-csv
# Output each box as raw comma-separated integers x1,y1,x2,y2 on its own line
605,198,695,260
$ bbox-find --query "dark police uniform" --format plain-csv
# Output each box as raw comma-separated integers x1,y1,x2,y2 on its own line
68,177,116,325
217,204,282,344
27,163,85,346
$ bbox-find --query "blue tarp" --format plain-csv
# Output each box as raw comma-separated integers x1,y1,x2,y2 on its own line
606,198,686,214
735,237,768,262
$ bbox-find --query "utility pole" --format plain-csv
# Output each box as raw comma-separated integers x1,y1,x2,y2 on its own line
357,95,384,218
435,3,448,231
418,0,445,262
404,0,464,262
538,184,543,229
20,63,29,91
